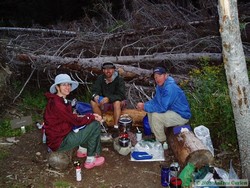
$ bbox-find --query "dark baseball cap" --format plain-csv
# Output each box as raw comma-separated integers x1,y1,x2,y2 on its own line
153,67,166,75
102,62,116,69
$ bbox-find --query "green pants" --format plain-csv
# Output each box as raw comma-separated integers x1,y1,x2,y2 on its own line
58,121,101,156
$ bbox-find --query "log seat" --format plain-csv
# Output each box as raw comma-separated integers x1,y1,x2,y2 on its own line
103,109,146,127
166,125,214,169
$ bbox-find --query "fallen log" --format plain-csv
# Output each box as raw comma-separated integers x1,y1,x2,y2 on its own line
16,52,224,72
103,109,146,127
14,52,225,82
166,127,214,169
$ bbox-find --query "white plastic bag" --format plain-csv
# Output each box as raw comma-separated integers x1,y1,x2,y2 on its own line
194,125,214,156
131,140,165,161
229,159,239,180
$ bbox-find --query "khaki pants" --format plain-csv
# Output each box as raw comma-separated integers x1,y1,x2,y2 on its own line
147,110,189,142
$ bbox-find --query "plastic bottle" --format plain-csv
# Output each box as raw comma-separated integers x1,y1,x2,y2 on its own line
143,115,152,136
42,126,46,144
75,161,82,181
178,162,195,187
161,165,170,187
163,142,168,150
20,126,26,134
136,127,142,142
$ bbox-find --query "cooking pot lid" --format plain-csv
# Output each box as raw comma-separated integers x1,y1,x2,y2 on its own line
119,117,132,124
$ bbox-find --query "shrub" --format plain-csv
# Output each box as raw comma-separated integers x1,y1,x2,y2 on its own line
182,63,237,150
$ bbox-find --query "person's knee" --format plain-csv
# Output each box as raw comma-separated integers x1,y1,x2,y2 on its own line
89,121,100,130
91,100,102,115
113,101,121,109
90,100,98,107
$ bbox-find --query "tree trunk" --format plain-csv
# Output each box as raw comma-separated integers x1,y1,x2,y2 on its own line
15,52,224,77
103,109,146,127
218,0,250,179
167,127,214,168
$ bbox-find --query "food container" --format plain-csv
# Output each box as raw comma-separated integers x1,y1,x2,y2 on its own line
170,177,182,188
170,162,180,177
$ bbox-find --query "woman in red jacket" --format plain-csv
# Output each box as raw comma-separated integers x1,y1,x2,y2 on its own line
43,74,105,169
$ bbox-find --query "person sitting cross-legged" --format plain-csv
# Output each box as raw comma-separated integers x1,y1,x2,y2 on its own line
90,62,126,128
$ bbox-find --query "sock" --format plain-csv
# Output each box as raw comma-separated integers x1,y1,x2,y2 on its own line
85,156,95,163
78,146,87,153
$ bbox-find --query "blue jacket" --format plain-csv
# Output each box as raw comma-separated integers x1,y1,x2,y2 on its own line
144,76,191,119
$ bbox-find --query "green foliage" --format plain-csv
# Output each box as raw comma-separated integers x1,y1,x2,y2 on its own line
181,62,237,150
0,86,46,137
0,119,22,137
77,89,92,103
21,89,47,111
239,22,247,31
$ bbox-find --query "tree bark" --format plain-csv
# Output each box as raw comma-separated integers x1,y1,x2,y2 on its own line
218,0,250,179
15,52,225,79
0,27,77,36
103,109,146,127
167,127,214,169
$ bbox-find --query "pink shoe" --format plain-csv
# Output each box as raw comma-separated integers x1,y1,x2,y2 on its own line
76,150,87,158
84,156,105,169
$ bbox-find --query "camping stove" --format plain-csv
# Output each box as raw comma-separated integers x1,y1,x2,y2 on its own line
118,114,133,133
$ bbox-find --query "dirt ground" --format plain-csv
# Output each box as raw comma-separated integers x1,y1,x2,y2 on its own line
0,125,241,188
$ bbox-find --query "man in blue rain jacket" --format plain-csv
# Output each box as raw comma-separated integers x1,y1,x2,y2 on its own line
136,67,191,142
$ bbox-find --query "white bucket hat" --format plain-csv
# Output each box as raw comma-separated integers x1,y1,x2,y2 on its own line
50,74,79,93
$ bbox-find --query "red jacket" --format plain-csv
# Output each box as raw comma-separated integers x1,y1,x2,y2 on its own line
43,92,95,151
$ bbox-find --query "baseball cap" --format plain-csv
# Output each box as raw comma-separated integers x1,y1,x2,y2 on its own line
102,62,116,69
153,67,166,75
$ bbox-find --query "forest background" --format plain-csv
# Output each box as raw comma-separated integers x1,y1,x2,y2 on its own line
0,0,250,184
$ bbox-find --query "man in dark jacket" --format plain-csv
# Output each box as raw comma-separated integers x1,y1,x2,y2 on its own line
90,62,126,127
136,67,191,142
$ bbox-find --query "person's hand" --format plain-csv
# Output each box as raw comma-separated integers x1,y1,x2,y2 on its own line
136,102,144,111
93,113,103,122
94,95,99,103
100,97,109,105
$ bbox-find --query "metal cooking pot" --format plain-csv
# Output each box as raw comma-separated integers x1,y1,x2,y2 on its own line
118,114,133,132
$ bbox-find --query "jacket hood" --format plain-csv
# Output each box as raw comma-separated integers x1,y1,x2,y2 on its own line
161,76,175,88
45,92,57,99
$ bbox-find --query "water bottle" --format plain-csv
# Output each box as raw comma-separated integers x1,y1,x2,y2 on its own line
74,161,82,181
143,115,152,136
42,127,46,144
136,127,142,142
161,165,170,187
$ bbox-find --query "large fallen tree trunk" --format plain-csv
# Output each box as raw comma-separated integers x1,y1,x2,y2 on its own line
103,109,146,127
166,127,214,168
15,52,225,80
17,52,223,67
